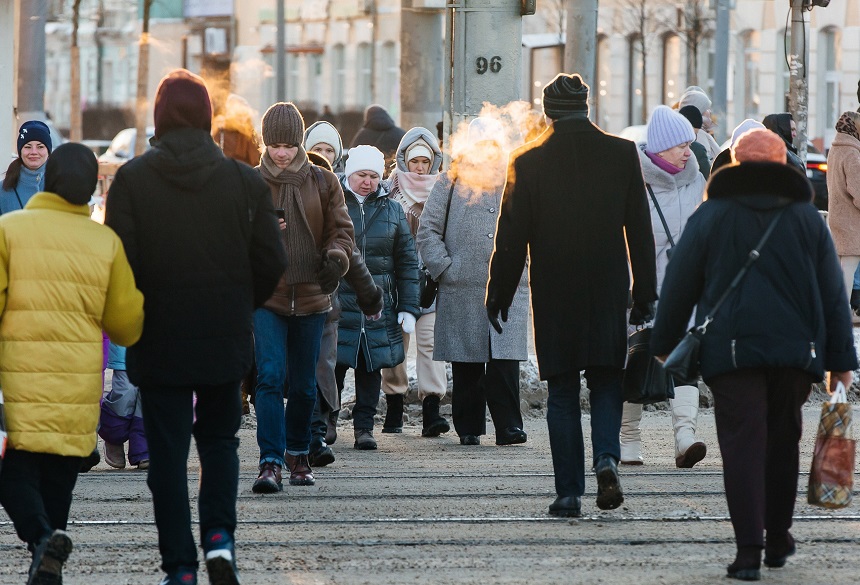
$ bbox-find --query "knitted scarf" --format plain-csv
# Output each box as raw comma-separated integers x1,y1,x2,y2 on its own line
646,150,684,175
259,147,319,285
389,168,438,221
836,112,860,142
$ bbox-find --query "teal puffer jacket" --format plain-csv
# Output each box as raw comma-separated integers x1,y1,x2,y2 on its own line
337,181,420,371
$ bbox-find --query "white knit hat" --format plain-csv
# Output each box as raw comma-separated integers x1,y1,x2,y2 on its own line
647,106,696,153
730,119,766,146
405,138,433,164
679,88,712,114
345,144,385,178
304,121,342,161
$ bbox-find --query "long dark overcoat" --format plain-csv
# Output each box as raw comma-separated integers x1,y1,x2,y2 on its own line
487,117,658,380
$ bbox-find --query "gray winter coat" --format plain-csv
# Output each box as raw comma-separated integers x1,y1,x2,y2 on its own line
416,171,529,362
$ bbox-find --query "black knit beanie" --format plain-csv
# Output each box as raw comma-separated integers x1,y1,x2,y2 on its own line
542,73,590,120
678,105,703,130
262,102,305,146
45,143,98,205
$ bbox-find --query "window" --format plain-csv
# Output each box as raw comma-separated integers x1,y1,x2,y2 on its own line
307,53,323,109
628,34,645,126
737,30,760,121
287,53,301,101
819,27,841,147
662,34,682,105
381,41,399,116
331,44,345,112
696,35,715,98
357,42,373,107
595,34,610,128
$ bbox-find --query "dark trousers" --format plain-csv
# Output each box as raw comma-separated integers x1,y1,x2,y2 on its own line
310,388,332,448
335,351,382,430
450,359,522,437
546,367,623,497
0,450,82,546
139,381,242,573
709,368,812,550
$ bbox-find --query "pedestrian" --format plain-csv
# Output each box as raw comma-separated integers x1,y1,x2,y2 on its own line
1,120,52,214
486,73,658,518
350,105,406,175
652,128,857,581
826,111,860,309
304,120,345,173
105,69,286,585
619,105,707,467
761,113,805,173
711,119,765,173
335,144,420,450
415,117,529,446
251,101,354,492
678,105,711,178
0,142,144,585
99,342,149,470
211,93,262,168
678,87,721,161
381,127,450,437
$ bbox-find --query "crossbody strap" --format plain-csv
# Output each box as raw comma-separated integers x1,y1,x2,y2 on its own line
699,209,786,333
646,184,675,248
440,179,456,243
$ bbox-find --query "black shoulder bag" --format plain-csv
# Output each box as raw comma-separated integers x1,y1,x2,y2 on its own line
647,183,676,256
419,179,456,309
662,209,786,384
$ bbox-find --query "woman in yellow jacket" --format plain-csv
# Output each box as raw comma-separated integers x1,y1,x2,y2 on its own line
0,143,144,585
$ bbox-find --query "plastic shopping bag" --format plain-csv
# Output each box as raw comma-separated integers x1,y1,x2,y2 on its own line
807,381,855,509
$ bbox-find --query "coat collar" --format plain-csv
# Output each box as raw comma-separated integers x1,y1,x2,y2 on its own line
24,192,91,216
706,162,813,207
831,131,860,153
550,116,603,135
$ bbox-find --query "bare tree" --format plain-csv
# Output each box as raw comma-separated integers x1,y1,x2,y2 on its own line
543,0,566,39
70,0,83,141
134,0,154,157
670,1,715,86
624,0,656,124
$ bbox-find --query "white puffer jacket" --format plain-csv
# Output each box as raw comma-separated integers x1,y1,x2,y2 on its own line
638,144,706,294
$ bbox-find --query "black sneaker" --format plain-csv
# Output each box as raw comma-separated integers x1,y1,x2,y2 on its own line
203,528,240,585
28,530,72,585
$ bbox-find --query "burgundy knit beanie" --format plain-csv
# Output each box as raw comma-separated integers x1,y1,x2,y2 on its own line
153,69,212,139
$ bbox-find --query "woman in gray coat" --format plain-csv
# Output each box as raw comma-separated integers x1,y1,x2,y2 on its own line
416,117,530,446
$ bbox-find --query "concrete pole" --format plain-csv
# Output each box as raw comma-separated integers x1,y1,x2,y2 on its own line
711,0,730,144
400,1,444,131
276,0,286,101
564,0,597,116
788,0,808,164
17,0,48,117
0,0,18,156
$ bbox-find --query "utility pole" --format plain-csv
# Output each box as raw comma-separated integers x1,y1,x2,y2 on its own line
1,0,17,155
711,0,730,144
787,0,809,164
133,0,153,157
564,0,597,116
17,0,48,119
70,0,83,142
400,1,443,131
276,0,286,101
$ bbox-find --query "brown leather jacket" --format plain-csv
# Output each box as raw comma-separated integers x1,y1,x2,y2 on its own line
261,164,354,316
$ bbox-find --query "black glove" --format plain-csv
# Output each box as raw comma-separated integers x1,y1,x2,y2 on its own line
317,252,344,294
629,301,656,325
487,306,509,335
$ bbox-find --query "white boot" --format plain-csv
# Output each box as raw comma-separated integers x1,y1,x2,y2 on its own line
670,385,707,468
619,401,644,465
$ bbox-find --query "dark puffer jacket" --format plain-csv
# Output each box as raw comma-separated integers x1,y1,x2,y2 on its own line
350,105,406,171
651,162,858,381
336,177,420,371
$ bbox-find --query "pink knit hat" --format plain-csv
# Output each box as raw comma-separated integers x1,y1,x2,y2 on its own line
732,129,787,164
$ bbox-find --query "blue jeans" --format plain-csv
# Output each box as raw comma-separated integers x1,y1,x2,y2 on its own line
546,367,623,497
253,308,326,464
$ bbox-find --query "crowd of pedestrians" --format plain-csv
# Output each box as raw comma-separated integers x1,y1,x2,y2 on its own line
0,66,857,585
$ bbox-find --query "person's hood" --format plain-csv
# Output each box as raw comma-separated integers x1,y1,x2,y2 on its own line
706,162,813,210
395,127,443,174
303,120,343,162
144,128,223,190
362,105,396,132
761,114,796,152
637,143,701,191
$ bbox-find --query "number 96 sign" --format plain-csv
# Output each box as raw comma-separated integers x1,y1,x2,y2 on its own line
476,56,502,75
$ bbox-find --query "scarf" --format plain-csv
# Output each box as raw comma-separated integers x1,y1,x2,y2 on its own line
646,150,684,175
836,112,860,142
259,147,319,285
389,169,438,220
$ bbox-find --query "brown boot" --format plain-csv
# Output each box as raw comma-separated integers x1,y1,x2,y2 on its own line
285,453,315,486
252,462,283,493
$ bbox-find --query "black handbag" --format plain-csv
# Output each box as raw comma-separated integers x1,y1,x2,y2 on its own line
419,180,456,309
623,327,675,404
663,209,785,384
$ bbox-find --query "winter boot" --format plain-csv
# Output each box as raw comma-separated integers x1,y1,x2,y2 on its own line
382,394,404,433
325,410,339,445
671,385,707,468
354,428,378,450
421,395,450,437
619,401,644,465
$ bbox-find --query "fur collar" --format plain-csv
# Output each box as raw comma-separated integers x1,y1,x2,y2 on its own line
706,162,813,205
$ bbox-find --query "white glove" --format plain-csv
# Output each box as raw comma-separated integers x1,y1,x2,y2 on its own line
398,312,416,334
366,310,382,322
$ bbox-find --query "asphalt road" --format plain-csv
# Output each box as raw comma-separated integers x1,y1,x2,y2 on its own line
1,400,858,585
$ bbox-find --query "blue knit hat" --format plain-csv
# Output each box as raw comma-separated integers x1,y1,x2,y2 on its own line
17,120,52,156
646,106,695,153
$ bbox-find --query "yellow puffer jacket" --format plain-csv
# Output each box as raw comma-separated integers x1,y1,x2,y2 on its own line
0,193,144,457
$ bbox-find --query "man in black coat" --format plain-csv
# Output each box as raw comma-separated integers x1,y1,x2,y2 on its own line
105,69,285,585
486,74,657,518
349,104,406,175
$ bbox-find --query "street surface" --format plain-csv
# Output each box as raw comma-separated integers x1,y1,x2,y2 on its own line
1,398,858,585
